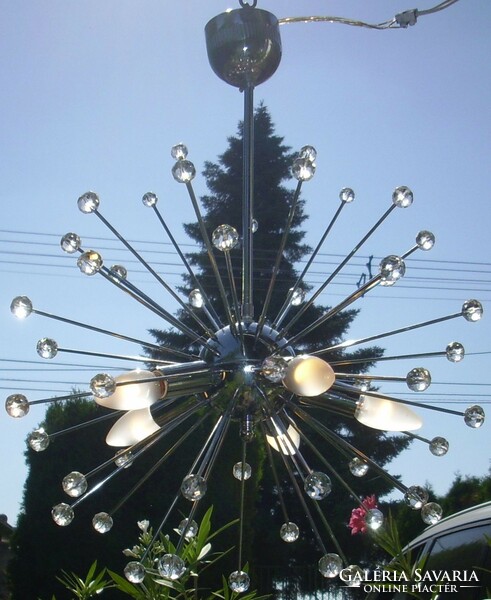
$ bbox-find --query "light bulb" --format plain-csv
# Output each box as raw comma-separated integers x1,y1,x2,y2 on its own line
282,355,335,397
355,395,423,431
266,424,300,455
93,370,165,411
105,407,160,447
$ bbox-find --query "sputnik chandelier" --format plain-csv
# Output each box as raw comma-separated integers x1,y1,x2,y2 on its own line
5,1,485,592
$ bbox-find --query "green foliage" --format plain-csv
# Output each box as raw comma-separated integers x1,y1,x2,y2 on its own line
56,561,113,599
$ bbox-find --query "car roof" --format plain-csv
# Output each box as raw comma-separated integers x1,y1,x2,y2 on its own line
407,501,491,549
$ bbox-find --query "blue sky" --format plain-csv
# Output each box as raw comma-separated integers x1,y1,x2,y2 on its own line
1,1,490,525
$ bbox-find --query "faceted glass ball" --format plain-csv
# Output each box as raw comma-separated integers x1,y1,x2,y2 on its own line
177,518,199,539
5,394,29,418
280,521,299,543
298,145,317,162
90,373,116,398
212,224,239,251
304,471,332,500
142,192,158,207
429,436,449,457
446,341,465,362
416,230,435,251
181,474,207,501
406,367,431,392
10,296,33,319
349,457,369,477
124,561,146,583
392,185,413,208
52,502,74,526
172,160,196,183
92,512,113,534
233,461,252,481
252,219,258,233
261,356,288,383
365,508,384,531
228,570,250,593
462,299,483,322
339,187,355,203
60,232,81,254
292,157,316,182
464,405,485,428
290,287,306,306
77,191,100,213
114,449,134,469
379,255,405,286
171,143,188,160
36,337,58,359
404,485,429,510
28,429,50,452
110,264,127,280
421,502,443,525
62,471,88,498
189,289,204,309
77,250,103,275
158,554,186,580
318,553,343,578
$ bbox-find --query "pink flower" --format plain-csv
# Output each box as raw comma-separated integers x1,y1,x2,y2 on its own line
348,495,378,535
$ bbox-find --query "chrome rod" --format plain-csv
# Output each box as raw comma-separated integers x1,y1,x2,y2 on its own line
242,84,255,322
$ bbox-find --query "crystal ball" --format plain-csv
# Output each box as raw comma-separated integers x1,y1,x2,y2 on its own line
429,436,449,456
6,394,29,418
365,508,384,531
60,232,81,254
339,187,355,203
446,341,465,362
189,289,204,308
304,471,332,500
92,512,114,534
171,143,188,160
77,191,100,213
77,250,103,275
172,160,196,183
142,192,158,207
157,554,186,580
290,287,306,306
36,337,58,359
404,485,429,510
318,553,343,578
90,373,116,398
62,471,88,498
212,224,239,252
349,457,369,477
233,462,252,481
379,255,405,286
416,230,435,251
10,296,33,319
177,518,199,539
124,561,145,584
392,185,413,208
261,356,288,383
181,474,207,501
52,502,74,526
406,367,431,392
421,502,443,525
292,157,315,182
462,299,483,322
28,429,50,452
228,570,250,593
464,405,485,428
280,521,299,543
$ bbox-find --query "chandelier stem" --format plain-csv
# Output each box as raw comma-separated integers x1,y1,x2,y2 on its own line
334,372,409,384
31,308,199,361
286,274,382,347
315,312,462,355
49,409,124,440
185,181,239,335
28,391,92,406
141,494,182,563
279,203,396,339
262,425,290,523
152,204,222,329
241,84,255,322
224,250,246,354
272,200,346,329
401,243,419,259
255,180,302,341
93,210,216,339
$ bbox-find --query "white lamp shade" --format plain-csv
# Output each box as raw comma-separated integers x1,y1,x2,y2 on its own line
106,407,160,446
355,395,423,431
96,369,165,411
282,355,335,397
266,425,300,455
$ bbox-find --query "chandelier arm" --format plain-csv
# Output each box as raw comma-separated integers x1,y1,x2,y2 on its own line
402,430,432,444
140,493,182,563
48,409,124,441
401,243,419,259
262,424,291,524
30,308,199,361
185,181,238,335
176,501,201,554
259,420,328,557
329,350,445,367
28,390,92,406
223,250,246,355
297,395,358,420
241,85,255,322
314,312,462,355
335,372,408,384
201,393,238,480
286,274,382,347
111,413,209,519
283,411,365,507
255,180,302,340
52,347,176,366
152,204,222,329
93,210,216,339
333,382,464,417
98,268,219,355
288,403,407,494
237,440,247,571
279,204,396,338
272,200,346,329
